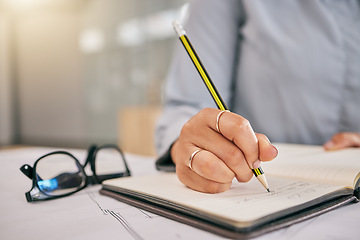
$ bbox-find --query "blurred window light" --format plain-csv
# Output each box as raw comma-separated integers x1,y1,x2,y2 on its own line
116,19,145,47
178,3,189,24
4,0,52,10
145,10,179,40
79,28,104,54
116,3,189,47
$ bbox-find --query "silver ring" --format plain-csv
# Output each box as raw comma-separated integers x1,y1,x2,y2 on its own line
188,149,201,170
216,110,230,134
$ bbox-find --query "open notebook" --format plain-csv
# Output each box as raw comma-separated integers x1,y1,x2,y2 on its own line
100,144,360,239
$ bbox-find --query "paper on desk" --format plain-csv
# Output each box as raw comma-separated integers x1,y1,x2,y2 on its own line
0,147,221,240
0,147,359,240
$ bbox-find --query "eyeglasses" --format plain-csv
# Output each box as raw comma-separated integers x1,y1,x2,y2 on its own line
20,144,131,202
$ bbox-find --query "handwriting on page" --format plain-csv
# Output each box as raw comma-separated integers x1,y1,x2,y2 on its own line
240,182,315,202
194,177,342,222
105,174,344,223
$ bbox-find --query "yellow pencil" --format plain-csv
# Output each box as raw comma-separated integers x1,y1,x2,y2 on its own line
172,21,270,192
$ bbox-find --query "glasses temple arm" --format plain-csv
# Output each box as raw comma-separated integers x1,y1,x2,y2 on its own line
20,164,34,179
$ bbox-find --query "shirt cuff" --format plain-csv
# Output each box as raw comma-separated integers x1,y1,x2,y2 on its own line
155,142,176,172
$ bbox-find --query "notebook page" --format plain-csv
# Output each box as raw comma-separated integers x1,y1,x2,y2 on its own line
263,144,360,188
103,173,345,224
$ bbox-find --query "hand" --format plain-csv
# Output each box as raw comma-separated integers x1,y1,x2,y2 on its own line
170,108,278,193
323,132,360,150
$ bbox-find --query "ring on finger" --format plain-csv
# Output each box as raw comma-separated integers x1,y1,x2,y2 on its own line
216,110,230,134
189,149,201,170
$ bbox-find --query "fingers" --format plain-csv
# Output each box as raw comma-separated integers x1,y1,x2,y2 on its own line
194,131,255,182
176,164,233,193
188,149,235,184
210,110,278,165
180,109,255,182
171,141,234,193
215,111,259,168
171,108,277,193
197,108,260,168
324,132,360,150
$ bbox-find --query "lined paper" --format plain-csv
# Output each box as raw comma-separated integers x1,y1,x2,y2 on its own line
103,173,344,223
103,144,359,225
263,144,360,187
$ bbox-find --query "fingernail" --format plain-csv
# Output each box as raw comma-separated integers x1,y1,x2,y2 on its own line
324,141,335,150
253,159,261,169
272,144,278,156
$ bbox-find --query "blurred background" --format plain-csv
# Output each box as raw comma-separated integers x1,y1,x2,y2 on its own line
0,0,187,155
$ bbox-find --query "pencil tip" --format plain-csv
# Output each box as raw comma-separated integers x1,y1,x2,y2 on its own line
267,188,270,193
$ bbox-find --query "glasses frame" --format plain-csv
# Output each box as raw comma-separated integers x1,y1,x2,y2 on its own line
20,144,131,202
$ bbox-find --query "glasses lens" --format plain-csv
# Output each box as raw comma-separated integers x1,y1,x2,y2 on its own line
35,153,86,196
95,147,129,181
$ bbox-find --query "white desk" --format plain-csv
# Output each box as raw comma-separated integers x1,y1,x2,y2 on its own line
1,147,359,240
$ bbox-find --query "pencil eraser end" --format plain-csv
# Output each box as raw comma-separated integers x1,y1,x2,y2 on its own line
172,20,186,37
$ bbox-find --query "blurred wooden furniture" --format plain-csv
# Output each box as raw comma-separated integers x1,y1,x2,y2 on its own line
119,106,162,156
